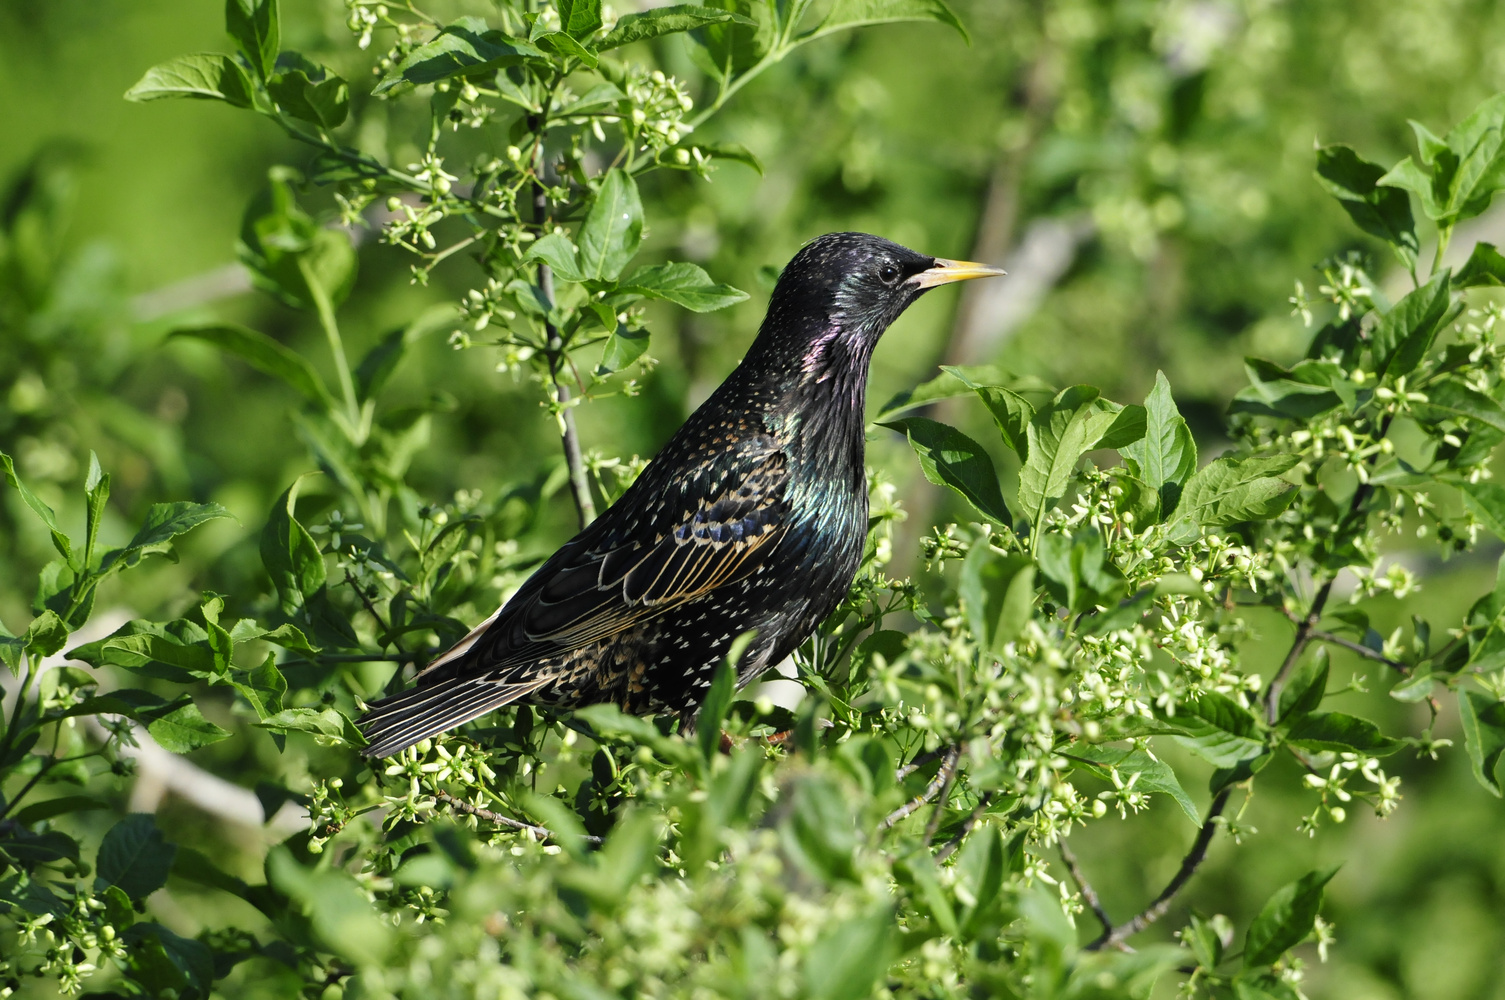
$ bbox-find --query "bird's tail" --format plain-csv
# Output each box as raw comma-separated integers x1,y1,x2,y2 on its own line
359,676,546,758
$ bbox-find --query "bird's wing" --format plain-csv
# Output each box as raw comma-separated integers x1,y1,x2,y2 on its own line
417,447,792,681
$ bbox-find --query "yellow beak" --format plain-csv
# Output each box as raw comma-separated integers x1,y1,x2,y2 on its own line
909,257,1007,289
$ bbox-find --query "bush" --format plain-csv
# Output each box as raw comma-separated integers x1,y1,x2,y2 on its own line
5,1,1505,998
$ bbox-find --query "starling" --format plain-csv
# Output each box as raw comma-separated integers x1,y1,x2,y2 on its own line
360,233,1004,757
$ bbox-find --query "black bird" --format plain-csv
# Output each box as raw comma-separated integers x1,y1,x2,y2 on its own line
360,233,1004,757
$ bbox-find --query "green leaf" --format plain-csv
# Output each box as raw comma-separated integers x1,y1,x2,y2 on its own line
23,610,68,658
1121,371,1198,515
617,262,749,312
1414,379,1505,434
880,417,1011,525
374,18,545,94
959,546,1033,652
100,501,234,574
1063,744,1200,825
1380,94,1505,227
1458,688,1505,796
0,619,24,676
1,450,74,564
523,231,586,283
1036,529,1126,614
225,0,278,77
67,621,220,682
817,0,968,43
1167,454,1298,542
124,53,254,107
1277,648,1328,723
804,907,895,1000
1315,143,1419,264
1165,693,1266,768
147,702,232,754
577,168,643,281
10,795,109,827
697,658,737,762
1285,712,1401,756
1243,867,1339,968
1370,269,1452,377
1017,385,1119,528
597,4,754,50
96,815,177,901
260,476,326,614
556,0,603,39
689,140,764,174
169,323,331,409
268,57,350,128
597,325,650,374
1456,242,1505,287
534,29,598,67
255,706,366,747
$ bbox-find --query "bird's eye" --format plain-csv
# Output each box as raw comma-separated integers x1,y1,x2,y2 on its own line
879,264,900,284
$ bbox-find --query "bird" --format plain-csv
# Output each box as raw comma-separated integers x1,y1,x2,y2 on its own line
359,232,1004,757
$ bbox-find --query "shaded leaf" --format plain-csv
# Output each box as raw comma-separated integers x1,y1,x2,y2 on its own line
1315,143,1418,264
1369,269,1452,377
1456,242,1505,287
268,55,349,128
96,815,177,900
804,907,895,1000
169,323,331,409
1415,379,1505,434
260,476,326,614
1243,867,1339,968
1285,712,1401,756
880,417,1011,525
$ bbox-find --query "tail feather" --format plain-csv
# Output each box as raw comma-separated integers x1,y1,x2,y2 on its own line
360,676,546,758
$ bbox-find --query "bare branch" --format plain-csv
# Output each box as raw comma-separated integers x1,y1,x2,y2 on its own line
1060,839,1119,946
882,745,960,830
435,790,603,844
1310,630,1409,673
1087,788,1231,951
895,746,947,782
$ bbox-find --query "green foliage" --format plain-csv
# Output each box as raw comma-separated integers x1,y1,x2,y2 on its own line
7,3,1505,998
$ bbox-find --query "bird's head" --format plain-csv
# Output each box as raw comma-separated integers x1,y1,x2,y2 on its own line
755,232,1004,383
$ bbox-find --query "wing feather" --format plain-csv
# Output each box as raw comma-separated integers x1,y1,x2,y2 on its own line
415,449,790,680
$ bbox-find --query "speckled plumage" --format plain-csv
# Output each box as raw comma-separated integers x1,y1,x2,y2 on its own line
360,233,1003,757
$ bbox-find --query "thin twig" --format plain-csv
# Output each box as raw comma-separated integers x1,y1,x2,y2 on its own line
434,790,603,844
1059,839,1118,945
921,754,961,847
530,162,596,529
882,745,961,830
1087,788,1231,951
896,746,947,782
1310,630,1410,673
933,792,995,863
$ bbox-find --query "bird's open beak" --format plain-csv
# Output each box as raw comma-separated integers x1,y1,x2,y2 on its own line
909,257,1007,289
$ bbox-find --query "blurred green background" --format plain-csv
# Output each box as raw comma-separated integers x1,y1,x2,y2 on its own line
5,0,1505,996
